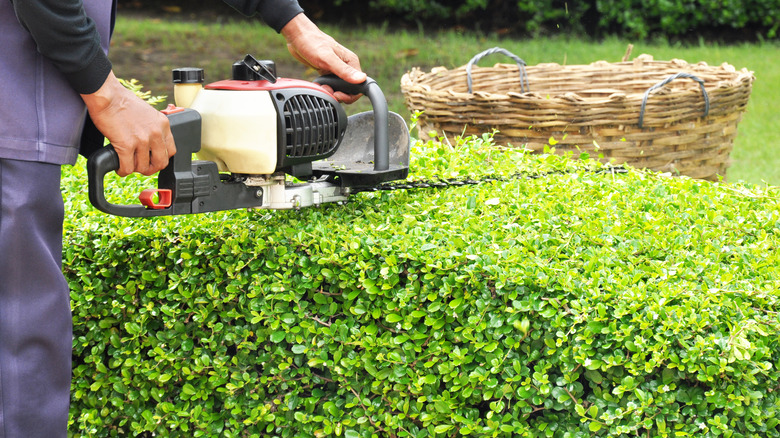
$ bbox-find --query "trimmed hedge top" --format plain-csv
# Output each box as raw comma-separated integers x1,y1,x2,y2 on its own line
65,135,780,437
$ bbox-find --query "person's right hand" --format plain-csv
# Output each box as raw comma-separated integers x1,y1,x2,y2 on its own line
281,14,366,104
81,71,176,177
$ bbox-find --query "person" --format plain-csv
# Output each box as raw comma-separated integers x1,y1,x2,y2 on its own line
0,0,365,436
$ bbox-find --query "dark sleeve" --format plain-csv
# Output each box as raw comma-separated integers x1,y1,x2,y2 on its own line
222,0,304,32
10,0,112,95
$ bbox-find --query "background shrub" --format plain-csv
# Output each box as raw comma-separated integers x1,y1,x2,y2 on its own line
593,0,780,39
326,0,589,35
65,134,780,437
120,0,779,39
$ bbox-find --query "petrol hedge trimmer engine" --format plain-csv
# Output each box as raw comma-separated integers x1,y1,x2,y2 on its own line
88,55,410,217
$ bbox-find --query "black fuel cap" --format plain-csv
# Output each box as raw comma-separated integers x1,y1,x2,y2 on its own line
172,67,205,84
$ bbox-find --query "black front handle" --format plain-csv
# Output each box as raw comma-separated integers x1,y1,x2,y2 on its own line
314,75,390,171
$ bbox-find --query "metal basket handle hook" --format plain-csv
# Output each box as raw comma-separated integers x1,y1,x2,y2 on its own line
639,72,710,129
466,47,529,94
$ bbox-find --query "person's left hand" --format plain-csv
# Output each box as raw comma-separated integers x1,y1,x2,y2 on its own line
81,71,176,177
281,14,367,104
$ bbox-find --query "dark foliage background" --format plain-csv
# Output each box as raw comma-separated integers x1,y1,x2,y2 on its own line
118,0,778,40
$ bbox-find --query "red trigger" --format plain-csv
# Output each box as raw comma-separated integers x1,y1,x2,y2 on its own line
161,104,185,115
139,189,172,209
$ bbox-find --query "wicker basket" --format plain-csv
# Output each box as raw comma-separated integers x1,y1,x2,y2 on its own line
401,48,755,181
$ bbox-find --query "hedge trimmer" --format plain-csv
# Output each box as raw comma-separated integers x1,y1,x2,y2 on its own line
87,55,630,217
87,55,411,217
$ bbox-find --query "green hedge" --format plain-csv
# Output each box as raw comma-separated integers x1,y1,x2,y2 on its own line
65,135,780,437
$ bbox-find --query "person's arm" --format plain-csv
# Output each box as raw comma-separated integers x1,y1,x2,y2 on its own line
222,0,303,32
11,0,175,175
10,0,111,94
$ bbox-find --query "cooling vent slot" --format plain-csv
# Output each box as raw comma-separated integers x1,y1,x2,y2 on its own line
283,94,340,159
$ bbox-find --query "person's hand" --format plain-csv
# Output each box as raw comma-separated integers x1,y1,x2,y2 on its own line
81,71,176,177
281,14,367,104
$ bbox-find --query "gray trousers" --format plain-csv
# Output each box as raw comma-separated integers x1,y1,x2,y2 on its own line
0,158,70,437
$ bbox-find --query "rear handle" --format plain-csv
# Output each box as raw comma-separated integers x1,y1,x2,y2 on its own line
87,145,169,217
87,108,203,218
87,107,270,217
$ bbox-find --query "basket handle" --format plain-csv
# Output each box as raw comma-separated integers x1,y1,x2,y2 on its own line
466,47,529,94
638,72,710,129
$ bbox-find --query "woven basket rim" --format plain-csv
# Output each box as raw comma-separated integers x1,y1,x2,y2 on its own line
401,54,755,104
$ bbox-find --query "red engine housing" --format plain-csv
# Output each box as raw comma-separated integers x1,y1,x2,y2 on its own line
205,77,348,176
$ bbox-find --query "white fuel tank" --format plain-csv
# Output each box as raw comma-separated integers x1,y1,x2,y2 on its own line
185,88,278,174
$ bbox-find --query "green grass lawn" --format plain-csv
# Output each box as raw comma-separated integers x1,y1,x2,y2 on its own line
111,15,779,185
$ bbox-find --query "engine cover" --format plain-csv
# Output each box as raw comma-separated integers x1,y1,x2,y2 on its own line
189,78,348,175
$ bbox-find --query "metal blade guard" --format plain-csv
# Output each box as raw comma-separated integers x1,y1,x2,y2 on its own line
311,75,410,187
